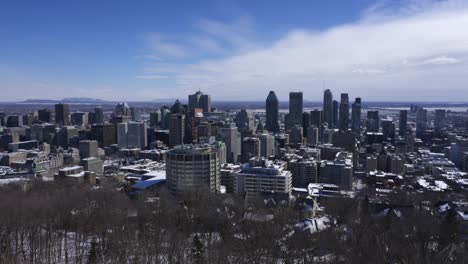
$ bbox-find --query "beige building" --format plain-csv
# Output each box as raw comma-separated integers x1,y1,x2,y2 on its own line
235,161,292,202
166,144,221,195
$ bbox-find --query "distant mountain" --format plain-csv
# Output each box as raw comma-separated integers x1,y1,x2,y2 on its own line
21,99,60,104
152,98,184,103
20,97,110,104
61,97,109,103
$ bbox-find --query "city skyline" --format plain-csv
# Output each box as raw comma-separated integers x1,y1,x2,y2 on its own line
3,1,468,262
2,83,468,262
2,0,468,101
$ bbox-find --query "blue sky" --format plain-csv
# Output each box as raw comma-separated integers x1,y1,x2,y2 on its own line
1,0,468,101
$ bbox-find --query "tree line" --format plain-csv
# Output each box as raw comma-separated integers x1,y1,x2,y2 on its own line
0,180,467,263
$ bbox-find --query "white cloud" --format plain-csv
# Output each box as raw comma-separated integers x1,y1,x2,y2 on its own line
138,54,164,61
145,33,191,59
421,56,461,65
196,15,256,50
140,0,468,101
190,36,226,54
142,15,256,62
351,68,386,75
135,75,169,80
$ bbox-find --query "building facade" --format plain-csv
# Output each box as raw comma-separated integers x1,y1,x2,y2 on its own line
166,145,221,195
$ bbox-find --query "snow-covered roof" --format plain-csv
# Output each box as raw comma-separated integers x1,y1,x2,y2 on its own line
437,203,451,213
456,211,468,221
0,178,26,185
294,216,330,234
60,166,82,172
142,170,166,181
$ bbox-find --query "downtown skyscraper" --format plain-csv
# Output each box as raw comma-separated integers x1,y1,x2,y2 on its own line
351,98,362,134
323,89,333,127
188,91,211,113
169,114,185,147
366,111,380,132
416,108,427,137
332,100,339,128
219,123,241,163
310,109,322,128
287,92,303,128
94,107,104,124
339,93,349,132
265,91,279,132
55,103,70,126
434,109,447,133
399,110,408,136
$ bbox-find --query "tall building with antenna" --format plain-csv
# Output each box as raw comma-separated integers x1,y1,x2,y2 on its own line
188,91,211,112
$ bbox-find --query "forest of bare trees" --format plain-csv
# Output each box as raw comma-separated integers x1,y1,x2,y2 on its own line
0,180,467,263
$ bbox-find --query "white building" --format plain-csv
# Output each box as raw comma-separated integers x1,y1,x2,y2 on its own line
259,133,275,158
235,161,292,202
218,124,241,163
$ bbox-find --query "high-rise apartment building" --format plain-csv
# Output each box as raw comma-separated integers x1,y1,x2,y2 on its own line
166,144,221,194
